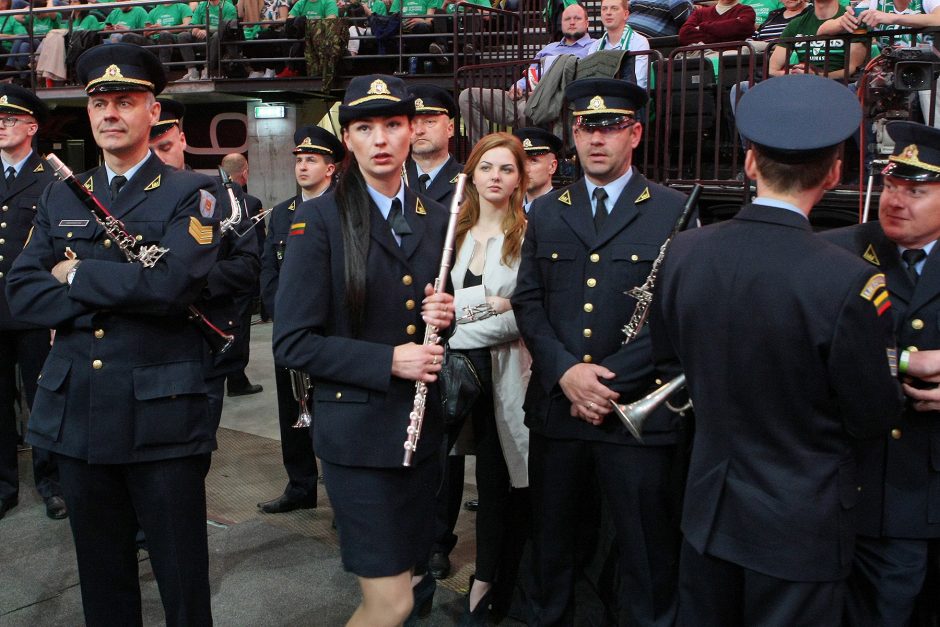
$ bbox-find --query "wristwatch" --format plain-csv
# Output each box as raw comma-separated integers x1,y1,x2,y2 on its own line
66,261,81,286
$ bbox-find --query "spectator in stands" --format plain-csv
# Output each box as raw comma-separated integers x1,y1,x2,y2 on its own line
586,0,650,88
741,0,781,29
752,0,809,42
678,0,756,45
35,0,103,84
144,1,195,76
431,0,492,60
103,0,148,44
277,0,337,77
0,0,28,73
346,0,400,56
10,0,59,73
544,0,578,40
458,3,593,145
239,0,290,79
818,0,940,126
767,0,866,79
400,0,439,56
190,0,238,79
627,0,693,37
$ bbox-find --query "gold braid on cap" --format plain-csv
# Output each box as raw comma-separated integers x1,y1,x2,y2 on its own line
86,64,155,92
572,95,634,118
348,78,401,106
0,95,33,116
890,144,940,174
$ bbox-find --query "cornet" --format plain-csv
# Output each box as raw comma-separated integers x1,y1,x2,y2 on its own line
611,375,691,442
290,369,313,428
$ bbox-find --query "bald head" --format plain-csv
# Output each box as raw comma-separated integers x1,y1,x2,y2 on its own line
221,153,249,187
560,3,589,41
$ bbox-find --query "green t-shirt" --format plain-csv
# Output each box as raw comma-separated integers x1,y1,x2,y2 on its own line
441,0,490,13
401,0,435,16
741,0,783,26
74,14,104,31
288,0,339,19
0,15,25,52
148,3,193,29
781,5,848,72
368,0,401,15
191,1,238,28
105,6,148,29
27,14,61,35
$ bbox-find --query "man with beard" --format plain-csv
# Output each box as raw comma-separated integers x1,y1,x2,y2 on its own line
257,125,344,514
405,84,462,208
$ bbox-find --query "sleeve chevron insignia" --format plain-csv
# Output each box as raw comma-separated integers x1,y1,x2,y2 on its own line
188,216,214,245
559,190,572,205
144,175,161,191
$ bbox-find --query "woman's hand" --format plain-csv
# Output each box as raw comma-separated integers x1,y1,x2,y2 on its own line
392,342,444,382
485,295,511,314
421,283,455,329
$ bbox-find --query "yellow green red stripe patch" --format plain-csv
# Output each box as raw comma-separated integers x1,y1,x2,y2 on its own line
289,222,306,236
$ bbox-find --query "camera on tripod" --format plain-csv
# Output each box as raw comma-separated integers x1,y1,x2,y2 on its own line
888,43,940,91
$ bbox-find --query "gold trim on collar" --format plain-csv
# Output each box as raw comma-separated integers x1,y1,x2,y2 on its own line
890,143,940,174
33,162,43,173
559,190,572,205
863,244,880,266
415,198,426,215
144,174,161,191
288,199,296,211
635,187,650,203
84,176,93,192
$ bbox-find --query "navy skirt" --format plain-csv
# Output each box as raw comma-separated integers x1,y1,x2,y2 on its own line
322,452,441,578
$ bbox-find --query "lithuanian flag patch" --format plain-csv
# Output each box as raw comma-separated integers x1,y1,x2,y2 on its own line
860,273,891,316
289,222,306,236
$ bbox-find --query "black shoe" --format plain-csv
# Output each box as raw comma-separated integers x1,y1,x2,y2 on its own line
228,383,263,397
257,493,316,513
463,499,479,512
0,496,18,520
404,574,436,626
428,551,451,580
44,495,68,520
459,575,493,627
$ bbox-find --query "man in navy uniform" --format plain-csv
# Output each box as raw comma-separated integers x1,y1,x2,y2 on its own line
257,125,344,514
0,85,66,520
149,98,261,431
823,121,940,626
513,127,562,213
650,75,904,626
405,84,463,207
512,77,689,626
5,43,220,625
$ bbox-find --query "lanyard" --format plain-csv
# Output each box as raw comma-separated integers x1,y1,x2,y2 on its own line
599,25,633,51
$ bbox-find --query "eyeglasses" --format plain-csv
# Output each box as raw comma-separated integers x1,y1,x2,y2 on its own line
0,117,29,128
573,119,637,136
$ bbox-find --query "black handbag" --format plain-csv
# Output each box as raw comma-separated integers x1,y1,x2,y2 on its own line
439,345,482,427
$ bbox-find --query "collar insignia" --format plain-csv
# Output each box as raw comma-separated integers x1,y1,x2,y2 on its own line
415,198,426,215
559,190,572,205
635,187,650,204
863,243,880,266
288,199,296,211
33,162,43,173
144,174,161,191
84,176,93,192
588,96,605,110
414,97,425,109
449,174,459,184
368,79,390,96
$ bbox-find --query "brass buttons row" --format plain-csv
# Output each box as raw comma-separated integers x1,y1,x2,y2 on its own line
406,324,417,335
912,318,924,330
587,278,596,288
92,359,103,370
402,275,413,286
406,299,415,310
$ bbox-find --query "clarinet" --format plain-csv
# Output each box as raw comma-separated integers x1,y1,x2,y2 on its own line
44,153,234,354
403,173,468,467
620,184,702,343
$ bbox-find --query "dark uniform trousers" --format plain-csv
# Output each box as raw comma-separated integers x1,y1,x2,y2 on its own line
5,154,221,626
0,152,60,503
261,195,319,499
824,222,940,627
512,172,689,626
651,207,903,627
405,156,467,562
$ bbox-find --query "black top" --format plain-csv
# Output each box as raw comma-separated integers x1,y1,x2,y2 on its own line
463,268,482,288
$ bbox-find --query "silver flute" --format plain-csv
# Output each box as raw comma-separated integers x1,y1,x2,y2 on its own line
403,173,468,467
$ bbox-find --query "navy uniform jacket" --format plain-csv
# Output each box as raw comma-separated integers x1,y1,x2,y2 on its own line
0,152,57,330
201,178,260,377
272,188,448,468
512,169,689,446
406,155,463,206
824,221,940,539
4,153,221,464
260,194,297,321
651,204,903,581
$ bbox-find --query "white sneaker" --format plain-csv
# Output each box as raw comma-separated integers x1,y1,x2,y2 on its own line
176,68,199,82
247,71,264,79
263,68,276,79
199,68,209,80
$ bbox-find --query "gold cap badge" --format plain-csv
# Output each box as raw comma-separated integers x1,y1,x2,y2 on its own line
369,79,390,96
414,98,424,109
523,138,533,149
588,96,605,111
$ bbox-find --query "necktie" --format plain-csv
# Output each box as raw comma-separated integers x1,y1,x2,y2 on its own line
109,175,127,203
387,198,412,243
417,173,430,194
4,166,14,190
593,187,608,234
902,248,927,285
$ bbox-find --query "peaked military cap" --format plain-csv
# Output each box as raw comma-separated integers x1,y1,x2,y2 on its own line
0,84,48,124
513,127,563,156
150,98,185,139
736,74,860,163
76,43,167,95
565,78,648,127
293,125,346,161
408,84,457,118
883,121,940,182
339,74,415,126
